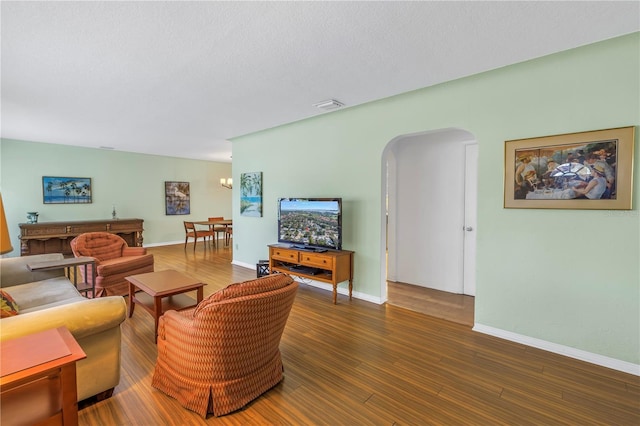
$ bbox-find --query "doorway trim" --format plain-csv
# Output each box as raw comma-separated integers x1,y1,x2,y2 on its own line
380,127,477,303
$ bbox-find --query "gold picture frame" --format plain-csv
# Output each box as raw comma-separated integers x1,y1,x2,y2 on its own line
504,126,635,209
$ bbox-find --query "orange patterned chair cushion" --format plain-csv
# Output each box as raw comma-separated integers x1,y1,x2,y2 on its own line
71,232,126,261
152,274,298,417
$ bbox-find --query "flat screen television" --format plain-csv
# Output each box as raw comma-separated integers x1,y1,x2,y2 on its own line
277,198,342,251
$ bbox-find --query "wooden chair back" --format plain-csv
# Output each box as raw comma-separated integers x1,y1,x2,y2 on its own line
208,217,226,246
183,221,212,251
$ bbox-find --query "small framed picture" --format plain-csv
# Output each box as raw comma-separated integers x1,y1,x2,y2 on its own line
240,172,263,217
504,126,634,210
165,181,190,215
42,176,92,204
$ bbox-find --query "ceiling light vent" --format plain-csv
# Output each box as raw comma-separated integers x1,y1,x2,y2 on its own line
313,99,344,111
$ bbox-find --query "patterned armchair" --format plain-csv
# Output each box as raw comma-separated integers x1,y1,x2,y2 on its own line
152,274,298,417
70,232,154,297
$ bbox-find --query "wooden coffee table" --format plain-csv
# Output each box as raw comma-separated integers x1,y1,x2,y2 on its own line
125,270,206,342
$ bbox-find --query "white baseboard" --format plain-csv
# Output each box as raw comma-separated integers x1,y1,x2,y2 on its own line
231,260,254,270
144,238,228,248
473,323,639,376
191,258,382,304
288,277,383,304
228,261,384,305
143,240,182,247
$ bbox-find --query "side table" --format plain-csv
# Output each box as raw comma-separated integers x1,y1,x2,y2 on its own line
126,270,206,342
0,327,87,426
28,256,97,297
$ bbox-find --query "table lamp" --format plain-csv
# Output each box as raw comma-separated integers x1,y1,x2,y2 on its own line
0,193,14,254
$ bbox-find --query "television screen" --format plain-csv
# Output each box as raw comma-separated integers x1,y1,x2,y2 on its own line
278,198,342,250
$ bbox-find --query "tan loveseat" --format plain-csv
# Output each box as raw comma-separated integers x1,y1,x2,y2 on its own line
0,253,126,401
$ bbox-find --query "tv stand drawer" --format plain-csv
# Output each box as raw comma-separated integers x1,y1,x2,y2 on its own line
271,248,299,262
300,253,333,269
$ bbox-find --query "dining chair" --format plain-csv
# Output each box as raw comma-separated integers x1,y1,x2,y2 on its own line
184,221,214,251
208,217,226,247
225,226,233,246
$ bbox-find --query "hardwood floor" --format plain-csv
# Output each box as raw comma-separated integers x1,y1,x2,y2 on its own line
387,281,475,327
78,243,640,425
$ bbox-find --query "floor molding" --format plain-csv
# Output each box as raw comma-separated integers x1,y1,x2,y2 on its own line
473,323,640,376
231,259,255,270
232,259,383,304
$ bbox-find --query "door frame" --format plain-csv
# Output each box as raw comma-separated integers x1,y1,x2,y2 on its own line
463,142,478,296
380,128,477,302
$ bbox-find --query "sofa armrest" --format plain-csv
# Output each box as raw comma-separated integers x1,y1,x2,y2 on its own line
0,296,126,342
123,247,147,256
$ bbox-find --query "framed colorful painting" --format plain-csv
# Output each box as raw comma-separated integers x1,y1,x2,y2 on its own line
504,126,634,210
165,181,190,215
240,172,262,217
42,176,92,204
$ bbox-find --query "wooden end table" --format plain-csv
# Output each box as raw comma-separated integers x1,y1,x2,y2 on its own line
125,270,206,342
1,327,86,426
27,256,97,297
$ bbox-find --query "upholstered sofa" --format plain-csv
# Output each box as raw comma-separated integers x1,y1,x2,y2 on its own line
71,232,154,297
152,274,298,417
0,253,127,401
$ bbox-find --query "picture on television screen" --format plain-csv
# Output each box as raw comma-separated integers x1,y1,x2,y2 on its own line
278,198,342,250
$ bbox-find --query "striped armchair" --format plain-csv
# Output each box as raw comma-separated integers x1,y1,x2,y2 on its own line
152,274,298,417
70,232,154,297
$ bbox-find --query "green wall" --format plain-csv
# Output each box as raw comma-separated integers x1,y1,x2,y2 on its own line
0,140,232,249
1,34,637,366
231,33,639,365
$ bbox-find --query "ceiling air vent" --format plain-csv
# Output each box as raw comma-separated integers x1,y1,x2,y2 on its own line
313,99,344,111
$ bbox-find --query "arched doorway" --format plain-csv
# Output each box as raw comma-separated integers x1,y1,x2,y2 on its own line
380,128,477,325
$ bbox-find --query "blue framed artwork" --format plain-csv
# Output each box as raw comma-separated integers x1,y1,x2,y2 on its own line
42,176,92,204
165,181,190,215
240,172,262,217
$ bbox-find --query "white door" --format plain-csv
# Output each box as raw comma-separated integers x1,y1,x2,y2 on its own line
463,143,478,296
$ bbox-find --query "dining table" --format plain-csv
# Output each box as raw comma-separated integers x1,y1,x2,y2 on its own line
192,219,233,247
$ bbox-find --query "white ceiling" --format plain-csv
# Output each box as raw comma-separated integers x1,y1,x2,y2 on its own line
2,1,638,163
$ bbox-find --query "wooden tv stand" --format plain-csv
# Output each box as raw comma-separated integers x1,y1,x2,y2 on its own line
269,244,354,304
